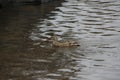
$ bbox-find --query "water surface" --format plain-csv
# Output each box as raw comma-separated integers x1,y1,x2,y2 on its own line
0,0,120,80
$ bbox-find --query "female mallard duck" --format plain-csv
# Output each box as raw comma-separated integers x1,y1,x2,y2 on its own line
49,36,80,47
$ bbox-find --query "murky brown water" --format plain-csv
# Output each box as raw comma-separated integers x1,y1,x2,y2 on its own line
0,0,120,80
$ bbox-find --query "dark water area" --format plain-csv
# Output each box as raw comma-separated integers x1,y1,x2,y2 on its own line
0,0,120,80
0,1,64,80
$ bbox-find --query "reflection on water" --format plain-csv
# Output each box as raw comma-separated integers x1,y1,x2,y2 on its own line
0,0,120,80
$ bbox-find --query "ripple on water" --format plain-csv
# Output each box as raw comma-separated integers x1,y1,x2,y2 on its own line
46,73,61,78
58,68,73,73
27,0,120,80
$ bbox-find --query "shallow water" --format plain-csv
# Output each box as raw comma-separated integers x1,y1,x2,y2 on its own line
0,0,120,80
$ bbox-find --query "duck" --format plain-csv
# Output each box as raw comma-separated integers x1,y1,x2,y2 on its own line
49,36,80,47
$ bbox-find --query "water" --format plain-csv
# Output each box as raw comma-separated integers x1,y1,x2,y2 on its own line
0,0,120,80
